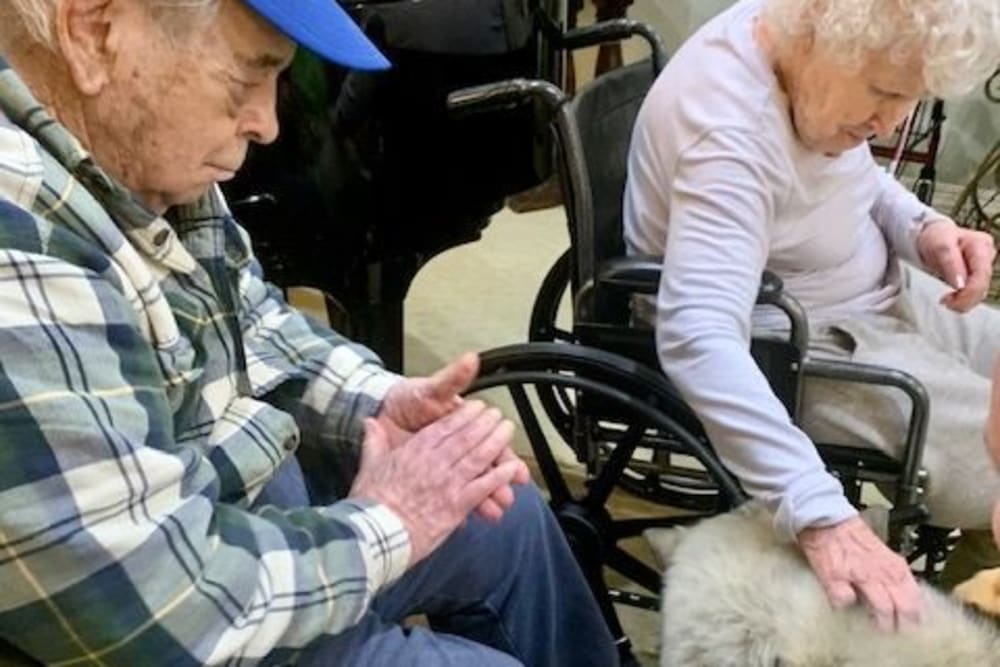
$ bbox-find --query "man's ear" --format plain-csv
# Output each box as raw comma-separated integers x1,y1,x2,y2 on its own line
54,0,116,96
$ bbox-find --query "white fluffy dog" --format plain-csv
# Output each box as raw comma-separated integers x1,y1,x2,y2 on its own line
648,503,1000,666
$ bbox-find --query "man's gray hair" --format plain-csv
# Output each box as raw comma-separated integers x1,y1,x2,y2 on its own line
761,0,1000,98
2,0,220,50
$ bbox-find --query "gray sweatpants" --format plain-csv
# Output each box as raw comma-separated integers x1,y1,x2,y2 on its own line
801,265,1000,529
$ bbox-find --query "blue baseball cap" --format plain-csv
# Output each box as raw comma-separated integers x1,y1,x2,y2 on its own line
243,0,391,70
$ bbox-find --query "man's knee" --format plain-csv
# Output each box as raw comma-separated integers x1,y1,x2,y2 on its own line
463,483,558,562
495,483,553,535
507,482,548,517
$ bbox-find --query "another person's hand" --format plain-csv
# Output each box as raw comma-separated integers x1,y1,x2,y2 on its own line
349,400,524,566
798,516,923,631
916,218,996,312
376,352,530,521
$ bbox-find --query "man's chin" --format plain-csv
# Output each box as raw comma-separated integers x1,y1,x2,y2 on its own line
145,184,216,214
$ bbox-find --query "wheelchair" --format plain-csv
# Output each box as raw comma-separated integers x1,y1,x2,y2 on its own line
450,18,953,666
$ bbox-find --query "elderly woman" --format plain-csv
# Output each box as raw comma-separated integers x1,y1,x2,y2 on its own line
0,0,618,665
625,0,1000,630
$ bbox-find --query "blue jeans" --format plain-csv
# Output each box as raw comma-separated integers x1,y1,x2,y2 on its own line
255,457,618,666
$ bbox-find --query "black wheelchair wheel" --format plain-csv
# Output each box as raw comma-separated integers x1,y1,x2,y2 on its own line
528,248,575,344
987,67,1000,104
526,253,724,512
467,343,747,660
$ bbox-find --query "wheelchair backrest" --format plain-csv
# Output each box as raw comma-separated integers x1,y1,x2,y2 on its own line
556,59,659,312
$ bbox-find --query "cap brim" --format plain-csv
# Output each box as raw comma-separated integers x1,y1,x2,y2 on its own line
244,0,390,70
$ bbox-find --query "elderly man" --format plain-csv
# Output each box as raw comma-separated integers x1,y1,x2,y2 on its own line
0,1,618,665
625,0,1000,633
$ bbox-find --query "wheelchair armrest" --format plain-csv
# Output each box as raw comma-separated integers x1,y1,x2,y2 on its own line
588,259,809,357
757,270,784,305
595,261,790,308
555,19,668,72
595,255,662,294
756,271,809,354
802,358,929,506
590,259,808,353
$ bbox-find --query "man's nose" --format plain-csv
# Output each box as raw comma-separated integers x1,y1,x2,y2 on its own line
241,80,281,145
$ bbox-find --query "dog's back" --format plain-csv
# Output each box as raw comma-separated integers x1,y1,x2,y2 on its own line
651,504,1000,666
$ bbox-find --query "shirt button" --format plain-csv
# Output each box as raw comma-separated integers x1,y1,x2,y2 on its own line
153,229,170,246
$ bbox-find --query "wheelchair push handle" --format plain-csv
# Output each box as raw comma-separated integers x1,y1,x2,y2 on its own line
557,19,668,73
447,79,568,118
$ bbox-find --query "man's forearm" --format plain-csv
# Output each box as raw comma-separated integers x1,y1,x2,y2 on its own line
238,250,401,449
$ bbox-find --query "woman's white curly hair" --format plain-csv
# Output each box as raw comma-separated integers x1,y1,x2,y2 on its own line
762,0,1000,98
2,0,220,49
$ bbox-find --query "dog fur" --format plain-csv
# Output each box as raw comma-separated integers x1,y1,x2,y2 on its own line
648,503,1000,666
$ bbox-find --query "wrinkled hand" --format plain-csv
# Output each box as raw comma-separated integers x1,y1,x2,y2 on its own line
917,218,996,312
349,400,524,566
798,516,923,631
378,352,480,441
377,352,530,521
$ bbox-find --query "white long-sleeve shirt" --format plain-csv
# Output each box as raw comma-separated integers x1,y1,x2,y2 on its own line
623,0,935,540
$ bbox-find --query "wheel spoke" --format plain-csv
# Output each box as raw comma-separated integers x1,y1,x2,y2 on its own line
508,383,573,505
606,545,662,595
584,424,643,510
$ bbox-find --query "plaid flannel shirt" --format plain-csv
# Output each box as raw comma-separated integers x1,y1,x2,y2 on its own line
0,58,412,664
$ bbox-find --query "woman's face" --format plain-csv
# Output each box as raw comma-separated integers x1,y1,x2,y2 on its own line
779,44,925,155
